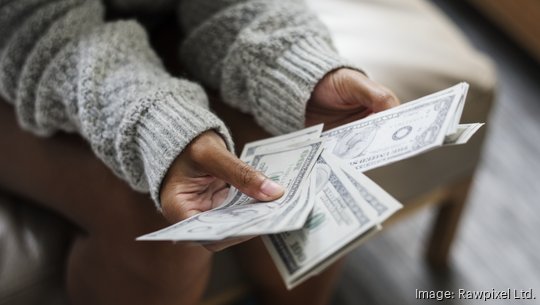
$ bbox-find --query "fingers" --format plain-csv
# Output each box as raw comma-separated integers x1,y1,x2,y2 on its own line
200,150,284,201
211,187,230,207
362,83,400,112
159,170,217,221
160,131,285,224
189,132,285,202
342,70,400,112
326,69,399,112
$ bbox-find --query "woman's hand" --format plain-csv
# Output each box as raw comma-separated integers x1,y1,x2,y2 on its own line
307,68,400,129
159,130,284,251
159,69,397,251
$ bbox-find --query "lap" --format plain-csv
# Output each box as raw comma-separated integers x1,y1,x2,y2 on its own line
0,98,342,304
0,101,213,304
0,99,264,237
0,102,160,237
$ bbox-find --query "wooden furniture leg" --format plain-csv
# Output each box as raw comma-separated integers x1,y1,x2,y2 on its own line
425,176,473,268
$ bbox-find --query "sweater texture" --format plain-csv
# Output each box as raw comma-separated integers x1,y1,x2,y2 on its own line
0,0,352,208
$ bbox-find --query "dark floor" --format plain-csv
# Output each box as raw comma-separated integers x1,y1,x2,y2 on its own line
333,2,540,305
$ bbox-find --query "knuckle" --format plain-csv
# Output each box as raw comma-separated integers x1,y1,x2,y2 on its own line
235,161,258,187
186,143,207,165
373,89,398,107
188,136,219,166
374,91,393,104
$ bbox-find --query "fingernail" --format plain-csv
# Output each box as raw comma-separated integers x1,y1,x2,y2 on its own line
260,179,285,197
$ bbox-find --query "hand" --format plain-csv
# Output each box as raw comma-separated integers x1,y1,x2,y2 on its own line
306,68,400,129
159,131,285,251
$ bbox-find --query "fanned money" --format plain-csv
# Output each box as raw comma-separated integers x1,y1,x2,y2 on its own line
138,138,324,241
240,124,324,160
263,153,400,289
137,83,483,288
321,82,475,173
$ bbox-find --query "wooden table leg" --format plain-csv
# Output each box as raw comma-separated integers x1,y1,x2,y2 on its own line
425,176,473,268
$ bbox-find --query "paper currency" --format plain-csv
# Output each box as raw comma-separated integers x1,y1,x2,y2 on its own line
137,139,323,241
444,123,485,145
138,82,484,289
233,173,316,236
240,124,323,160
263,153,401,289
321,83,481,173
340,163,402,223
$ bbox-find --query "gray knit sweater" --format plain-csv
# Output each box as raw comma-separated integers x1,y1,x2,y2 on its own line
0,0,350,208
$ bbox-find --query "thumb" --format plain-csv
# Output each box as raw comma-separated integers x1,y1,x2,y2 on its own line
196,144,285,201
344,72,400,112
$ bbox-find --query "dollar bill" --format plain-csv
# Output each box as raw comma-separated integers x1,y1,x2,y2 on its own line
321,83,468,173
240,124,323,160
340,162,402,223
138,83,481,289
447,82,469,135
263,153,401,289
232,174,315,236
220,139,323,209
221,124,323,205
226,140,324,236
137,139,323,241
444,123,485,145
274,225,381,289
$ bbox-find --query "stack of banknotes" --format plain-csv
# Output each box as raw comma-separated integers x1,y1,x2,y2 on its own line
138,82,484,289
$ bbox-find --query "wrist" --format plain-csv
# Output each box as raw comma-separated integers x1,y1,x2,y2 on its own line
127,88,233,210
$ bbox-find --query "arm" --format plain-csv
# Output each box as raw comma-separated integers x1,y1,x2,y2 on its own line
178,0,355,135
0,0,233,206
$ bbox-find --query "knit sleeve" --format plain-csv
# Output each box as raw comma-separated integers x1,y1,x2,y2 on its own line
178,0,353,135
0,0,233,207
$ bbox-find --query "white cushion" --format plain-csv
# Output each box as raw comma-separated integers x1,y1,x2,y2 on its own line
306,0,496,201
306,0,496,101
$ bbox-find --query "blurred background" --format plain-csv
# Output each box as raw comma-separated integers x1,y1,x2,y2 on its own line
332,1,540,304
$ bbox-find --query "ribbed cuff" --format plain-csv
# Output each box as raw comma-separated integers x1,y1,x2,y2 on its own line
130,87,233,210
252,36,361,135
